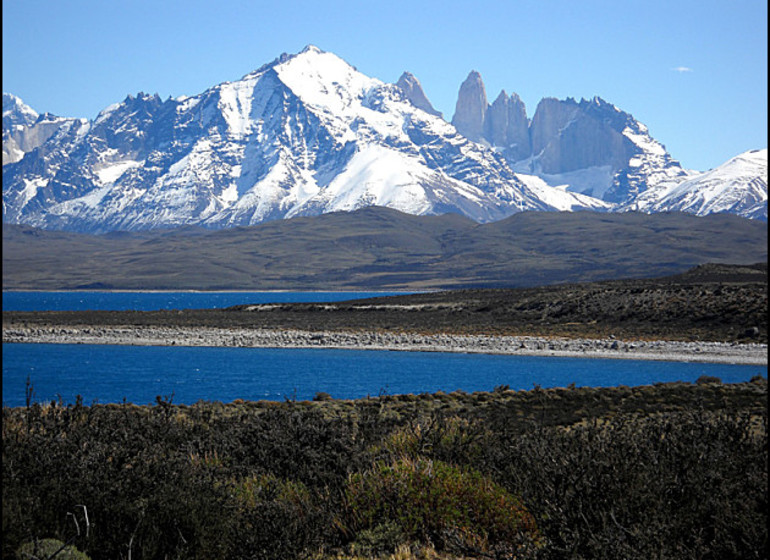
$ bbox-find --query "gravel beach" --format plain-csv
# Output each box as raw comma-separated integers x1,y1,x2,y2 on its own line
3,324,766,365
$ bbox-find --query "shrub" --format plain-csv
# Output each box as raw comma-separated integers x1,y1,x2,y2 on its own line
378,415,487,466
487,410,768,559
344,457,541,555
226,474,327,560
16,538,90,560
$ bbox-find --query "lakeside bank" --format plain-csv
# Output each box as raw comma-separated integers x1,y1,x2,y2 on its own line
3,324,766,365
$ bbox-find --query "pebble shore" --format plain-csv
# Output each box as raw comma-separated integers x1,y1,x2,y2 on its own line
3,324,766,365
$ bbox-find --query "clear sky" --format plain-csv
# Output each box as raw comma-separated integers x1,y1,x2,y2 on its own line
3,0,767,172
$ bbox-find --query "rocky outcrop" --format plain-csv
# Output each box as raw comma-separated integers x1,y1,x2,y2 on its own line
449,70,692,204
451,75,531,160
451,71,487,142
396,72,442,117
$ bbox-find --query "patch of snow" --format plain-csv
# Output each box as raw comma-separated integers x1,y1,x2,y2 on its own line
20,177,48,206
220,183,239,204
94,102,122,125
515,173,610,211
74,119,91,141
622,126,666,156
295,144,432,215
94,160,143,185
217,78,257,136
70,184,114,209
6,143,25,164
533,165,615,199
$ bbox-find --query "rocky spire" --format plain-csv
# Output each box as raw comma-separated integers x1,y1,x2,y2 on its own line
484,90,510,147
451,71,487,142
395,72,442,117
502,92,531,161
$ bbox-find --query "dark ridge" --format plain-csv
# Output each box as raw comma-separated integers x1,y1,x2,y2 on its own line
3,208,767,290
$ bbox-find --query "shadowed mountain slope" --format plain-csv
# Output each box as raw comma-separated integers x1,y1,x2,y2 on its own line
3,207,766,291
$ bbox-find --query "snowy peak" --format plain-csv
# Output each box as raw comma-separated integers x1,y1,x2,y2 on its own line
625,149,768,220
271,46,380,114
3,92,39,127
299,44,323,54
2,93,83,166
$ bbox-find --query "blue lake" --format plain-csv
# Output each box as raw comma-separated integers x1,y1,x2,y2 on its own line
3,343,766,408
2,290,408,312
2,291,766,407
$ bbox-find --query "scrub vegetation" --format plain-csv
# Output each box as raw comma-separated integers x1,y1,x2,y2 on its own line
3,377,766,559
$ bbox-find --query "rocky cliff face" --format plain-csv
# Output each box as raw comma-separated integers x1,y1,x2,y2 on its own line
530,96,689,203
484,91,530,162
529,97,633,178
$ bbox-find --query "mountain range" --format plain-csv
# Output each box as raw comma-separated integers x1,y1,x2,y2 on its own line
2,45,767,233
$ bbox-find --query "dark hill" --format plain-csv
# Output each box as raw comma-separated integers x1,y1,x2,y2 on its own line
2,208,767,290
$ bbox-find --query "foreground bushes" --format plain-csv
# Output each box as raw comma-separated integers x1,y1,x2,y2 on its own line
344,457,541,556
485,412,768,559
2,381,767,559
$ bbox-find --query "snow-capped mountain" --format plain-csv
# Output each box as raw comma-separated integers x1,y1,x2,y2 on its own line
4,46,590,233
3,93,38,128
622,149,768,220
3,47,766,232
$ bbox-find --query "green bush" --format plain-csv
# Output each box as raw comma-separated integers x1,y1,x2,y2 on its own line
16,538,90,560
378,415,488,467
344,456,541,554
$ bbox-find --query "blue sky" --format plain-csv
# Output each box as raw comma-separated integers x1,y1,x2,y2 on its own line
3,0,767,171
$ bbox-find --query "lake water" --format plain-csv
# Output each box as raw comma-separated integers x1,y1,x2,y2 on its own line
2,292,766,407
3,343,766,407
1,290,408,312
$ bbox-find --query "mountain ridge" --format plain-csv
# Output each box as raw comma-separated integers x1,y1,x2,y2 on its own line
3,207,766,291
3,46,767,232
